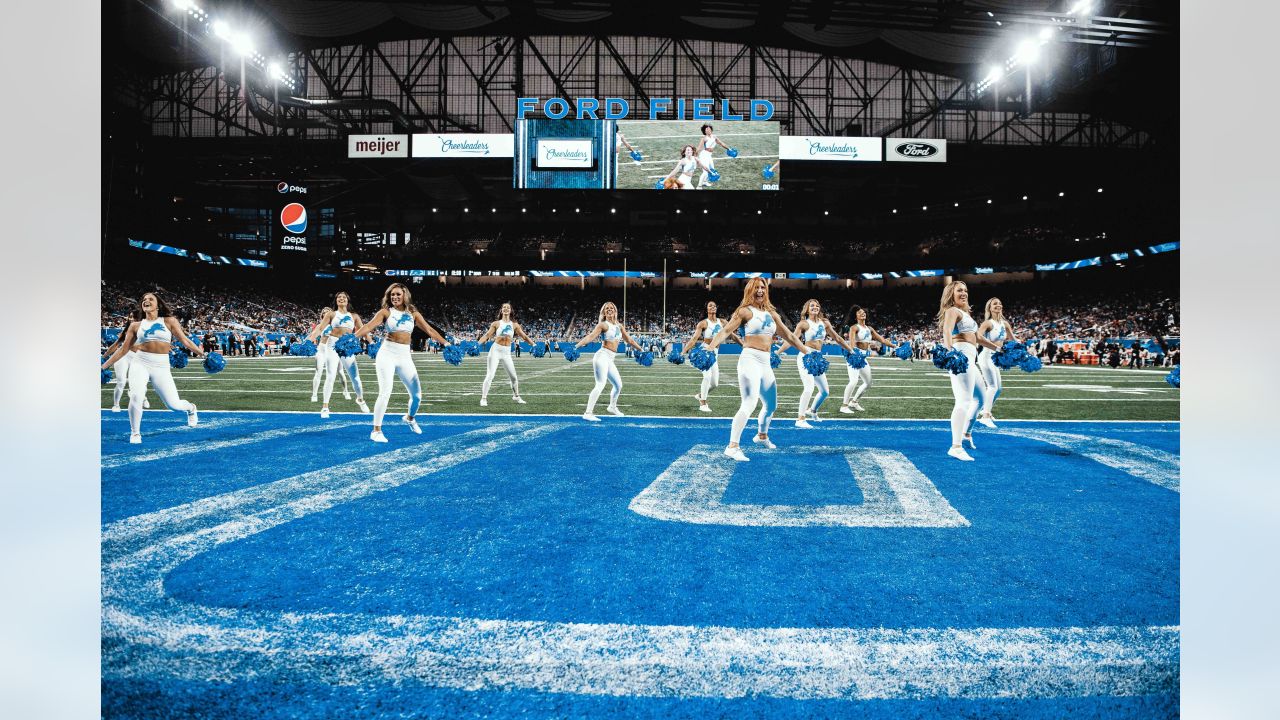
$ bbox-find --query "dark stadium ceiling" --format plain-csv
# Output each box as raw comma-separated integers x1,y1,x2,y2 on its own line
112,0,1175,76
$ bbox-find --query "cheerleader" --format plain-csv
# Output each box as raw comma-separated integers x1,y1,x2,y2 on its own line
695,124,731,189
973,297,1018,428
476,302,536,407
305,293,371,419
100,292,202,444
664,145,709,190
616,128,638,159
707,278,814,462
573,302,644,421
103,310,149,412
308,310,351,405
793,299,853,428
839,306,892,414
938,281,1003,461
679,301,740,412
353,283,453,443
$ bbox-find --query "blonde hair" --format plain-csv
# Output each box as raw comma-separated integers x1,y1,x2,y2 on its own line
936,280,969,331
380,282,417,314
984,297,1005,323
598,302,618,322
736,277,775,312
801,298,824,321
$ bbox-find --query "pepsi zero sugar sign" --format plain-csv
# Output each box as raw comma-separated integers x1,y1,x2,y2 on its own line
278,203,308,252
887,138,947,163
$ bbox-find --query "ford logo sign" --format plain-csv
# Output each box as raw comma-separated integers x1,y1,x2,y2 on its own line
895,142,939,158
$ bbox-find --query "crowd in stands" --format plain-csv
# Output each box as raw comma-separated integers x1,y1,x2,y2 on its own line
102,278,1179,367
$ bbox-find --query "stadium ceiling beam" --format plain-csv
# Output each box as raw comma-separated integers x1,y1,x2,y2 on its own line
442,38,512,132
755,46,830,135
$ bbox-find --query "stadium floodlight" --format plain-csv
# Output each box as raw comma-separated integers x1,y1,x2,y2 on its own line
575,208,580,213
211,19,230,39
1058,191,1065,197
1070,0,1093,15
987,199,993,204
892,209,897,214
171,0,193,11
491,208,496,213
1022,195,1028,200
986,11,994,17
756,210,762,215
703,209,708,214
267,62,282,80
954,202,959,207
230,32,253,57
610,208,616,214
463,207,469,213
675,209,681,214
823,210,829,216
521,208,526,213
1097,187,1104,193
431,208,437,213
1014,39,1041,65
922,206,928,211
1039,27,1055,41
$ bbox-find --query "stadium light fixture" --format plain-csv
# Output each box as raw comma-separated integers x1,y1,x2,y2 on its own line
703,209,708,214
431,207,437,213
521,207,526,213
1058,191,1065,197
1039,27,1055,41
463,207,469,213
611,208,616,214
675,209,681,214
1070,0,1093,15
1097,187,1104,193
892,209,897,214
1014,39,1041,65
756,210,762,215
230,32,253,57
575,208,580,213
171,0,193,10
491,208,496,213
987,199,993,204
1022,195,1028,200
954,202,959,207
823,210,829,216
922,206,928,211
211,19,230,39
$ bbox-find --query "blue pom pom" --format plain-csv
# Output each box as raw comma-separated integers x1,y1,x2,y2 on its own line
334,334,362,357
1017,354,1043,373
802,351,830,376
667,350,685,365
726,147,739,158
943,348,970,375
878,344,890,356
563,347,581,363
462,341,481,357
845,348,869,369
290,340,318,357
654,180,665,190
689,346,717,371
531,343,547,358
101,366,114,385
762,164,775,179
707,169,721,183
442,345,464,366
894,344,913,361
203,351,226,374
169,346,189,369
992,341,1028,370
1165,365,1180,388
930,343,949,370
770,350,782,369
635,351,654,367
367,339,382,360
629,150,642,162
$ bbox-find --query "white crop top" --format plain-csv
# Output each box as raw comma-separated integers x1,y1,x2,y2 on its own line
496,320,514,338
951,310,979,336
386,308,416,333
743,307,775,337
702,135,716,151
985,322,1007,342
677,157,698,175
136,318,172,345
702,319,722,340
330,311,355,331
854,325,872,343
601,321,622,342
802,319,826,342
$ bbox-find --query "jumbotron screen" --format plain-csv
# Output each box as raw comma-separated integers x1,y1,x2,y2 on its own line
513,119,780,191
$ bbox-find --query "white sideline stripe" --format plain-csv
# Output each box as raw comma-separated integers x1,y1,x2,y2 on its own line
101,421,365,470
100,415,248,436
104,388,1181,402
999,428,1180,492
629,445,968,528
101,415,1176,700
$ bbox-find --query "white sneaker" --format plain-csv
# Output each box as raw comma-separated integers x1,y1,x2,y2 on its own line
111,404,121,412
186,405,198,427
129,433,142,445
964,435,977,450
698,403,712,413
724,446,750,462
356,399,370,413
582,413,601,422
807,411,823,423
513,396,527,404
370,430,388,443
795,419,813,429
839,405,854,414
480,398,488,407
311,394,318,402
143,398,151,409
752,435,777,449
403,416,422,434
320,408,330,419
976,413,997,429
851,401,865,412
607,406,625,417
948,446,975,462
343,389,351,400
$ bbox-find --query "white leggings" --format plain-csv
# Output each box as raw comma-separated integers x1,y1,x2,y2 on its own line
797,352,830,415
947,343,983,446
482,344,520,400
127,351,195,436
698,347,720,400
313,343,351,399
976,349,1002,413
373,341,421,427
843,363,873,404
112,351,135,406
585,348,622,414
323,344,364,405
731,348,778,445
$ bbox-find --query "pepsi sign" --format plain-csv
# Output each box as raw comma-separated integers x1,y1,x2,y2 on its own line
280,203,308,233
276,181,308,194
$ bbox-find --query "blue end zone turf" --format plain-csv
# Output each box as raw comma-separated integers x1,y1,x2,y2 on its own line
102,411,1179,719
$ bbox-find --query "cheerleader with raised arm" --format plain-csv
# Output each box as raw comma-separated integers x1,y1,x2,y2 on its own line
695,123,731,189
476,302,536,407
573,302,644,421
353,283,454,443
664,145,709,190
100,292,202,444
839,306,893,414
308,310,350,405
305,292,371,419
103,310,148,412
938,281,1003,461
679,301,740,412
706,278,814,462
793,299,853,428
973,297,1018,428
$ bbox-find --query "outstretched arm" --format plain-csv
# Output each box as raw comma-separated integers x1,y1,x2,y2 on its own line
869,326,892,348
476,321,498,345
306,310,335,344
708,310,747,351
168,317,203,357
513,322,536,347
101,324,138,370
681,321,706,356
575,322,606,349
771,311,810,354
354,310,387,339
618,326,645,353
413,312,450,346
826,320,853,352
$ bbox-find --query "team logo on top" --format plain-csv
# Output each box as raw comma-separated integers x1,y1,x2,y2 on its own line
141,322,164,340
395,313,413,328
280,203,308,234
762,315,774,328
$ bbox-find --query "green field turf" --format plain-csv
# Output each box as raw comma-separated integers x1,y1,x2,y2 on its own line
616,120,779,191
103,352,1179,422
